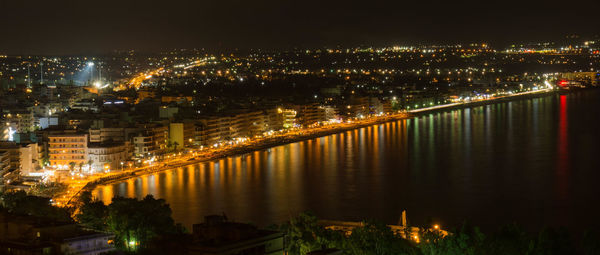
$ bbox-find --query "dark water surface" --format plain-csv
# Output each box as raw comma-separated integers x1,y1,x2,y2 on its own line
94,90,600,232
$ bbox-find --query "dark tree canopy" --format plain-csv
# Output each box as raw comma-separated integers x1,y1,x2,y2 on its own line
75,192,178,251
0,190,71,222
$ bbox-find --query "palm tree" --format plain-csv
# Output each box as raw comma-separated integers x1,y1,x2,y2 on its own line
68,162,76,173
40,154,50,168
167,140,173,151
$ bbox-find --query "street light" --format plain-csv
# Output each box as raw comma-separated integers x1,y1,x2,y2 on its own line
88,62,95,85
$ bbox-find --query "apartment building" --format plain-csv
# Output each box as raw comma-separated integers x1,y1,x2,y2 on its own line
282,109,297,129
47,133,88,170
87,142,129,173
265,108,284,131
295,103,326,127
1,110,35,135
0,142,20,174
230,110,266,138
0,151,11,183
133,135,154,158
197,116,233,147
133,123,168,157
169,121,196,149
88,127,139,143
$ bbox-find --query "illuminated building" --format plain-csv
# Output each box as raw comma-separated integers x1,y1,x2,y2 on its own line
47,133,88,170
558,72,600,86
0,141,39,181
0,142,22,181
87,142,129,173
231,110,266,138
1,110,35,135
0,124,9,141
38,117,59,130
70,99,99,112
0,152,11,182
133,135,154,158
133,124,168,157
88,127,138,144
264,108,284,131
295,103,326,127
169,123,184,150
197,116,233,146
281,109,297,129
180,121,197,147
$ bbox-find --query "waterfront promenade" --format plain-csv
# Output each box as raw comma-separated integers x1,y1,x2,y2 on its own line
53,87,556,208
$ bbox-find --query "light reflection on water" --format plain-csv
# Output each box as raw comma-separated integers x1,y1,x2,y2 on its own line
94,91,600,232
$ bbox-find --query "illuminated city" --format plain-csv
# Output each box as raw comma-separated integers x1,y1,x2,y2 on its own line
0,0,599,254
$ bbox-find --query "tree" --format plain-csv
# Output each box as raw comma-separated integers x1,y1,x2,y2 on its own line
582,227,600,255
75,194,178,251
531,227,576,255
278,213,418,255
69,162,76,172
75,191,108,230
346,220,418,255
280,212,330,255
106,195,177,250
166,140,173,152
0,190,71,222
77,199,107,230
87,159,94,172
40,153,50,168
28,182,68,198
166,140,180,152
419,222,485,255
485,224,532,255
419,228,446,255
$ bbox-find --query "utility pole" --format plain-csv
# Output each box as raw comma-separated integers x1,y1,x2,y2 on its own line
40,61,44,85
90,64,94,85
27,64,31,87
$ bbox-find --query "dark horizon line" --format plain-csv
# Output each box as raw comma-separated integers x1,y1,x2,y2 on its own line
2,38,598,57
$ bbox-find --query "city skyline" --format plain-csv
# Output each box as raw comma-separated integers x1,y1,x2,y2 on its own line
1,1,600,253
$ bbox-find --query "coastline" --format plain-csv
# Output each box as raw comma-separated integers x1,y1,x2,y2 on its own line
66,88,559,204
409,88,560,116
84,113,411,186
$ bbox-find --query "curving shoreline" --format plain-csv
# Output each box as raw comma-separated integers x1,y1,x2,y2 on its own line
66,89,559,205
85,113,411,186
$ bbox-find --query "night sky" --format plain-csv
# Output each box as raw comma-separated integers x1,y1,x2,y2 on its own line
1,0,599,55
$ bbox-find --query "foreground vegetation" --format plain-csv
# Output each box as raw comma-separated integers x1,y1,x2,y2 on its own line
0,190,185,254
276,213,600,255
75,191,185,252
2,189,600,254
